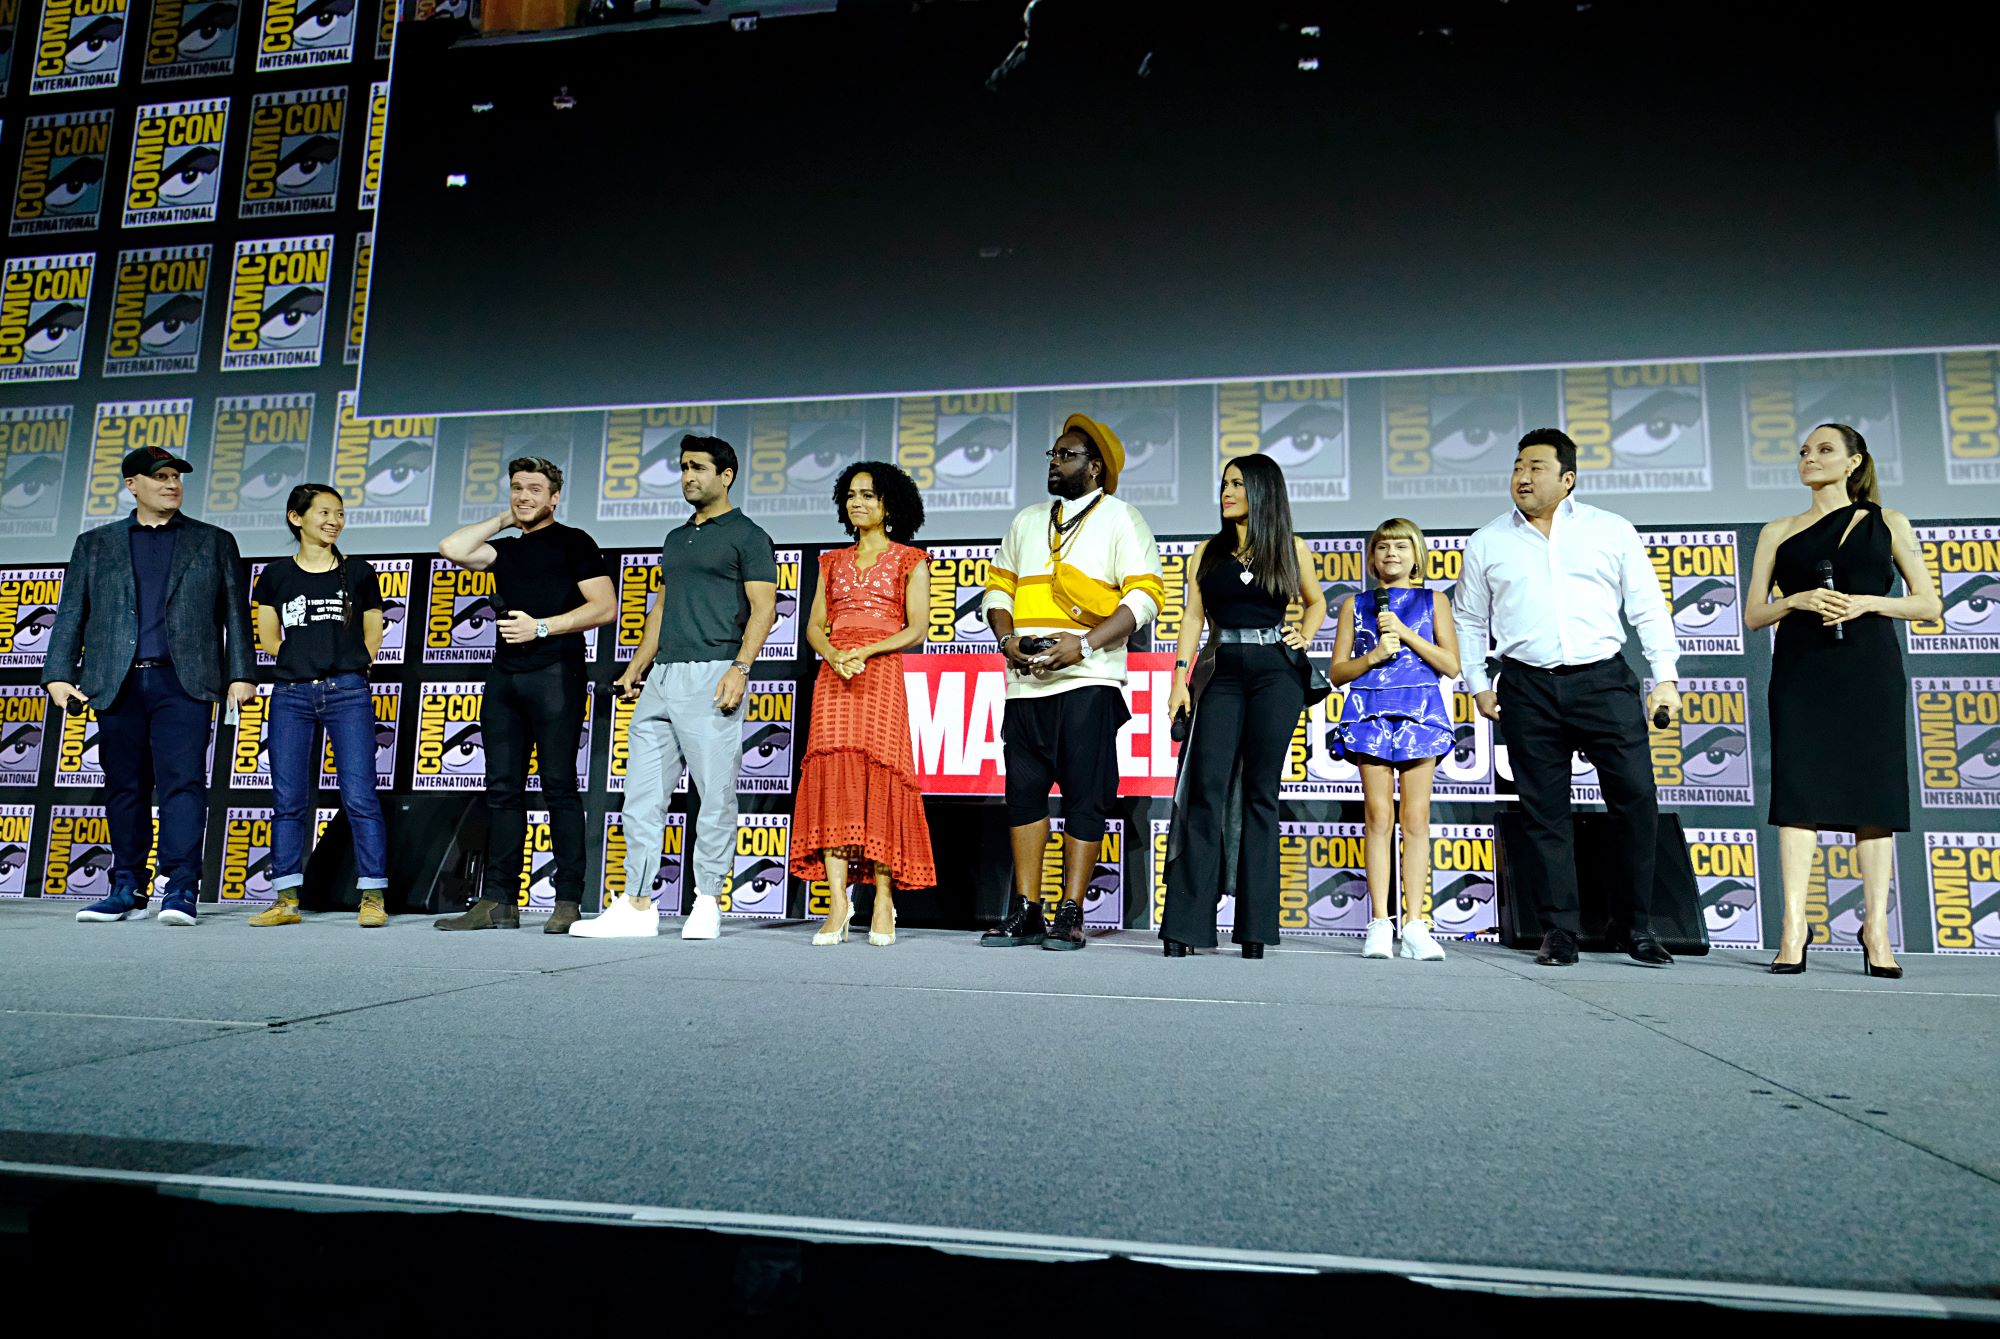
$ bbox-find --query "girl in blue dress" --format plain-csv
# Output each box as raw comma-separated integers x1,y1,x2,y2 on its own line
1328,518,1461,962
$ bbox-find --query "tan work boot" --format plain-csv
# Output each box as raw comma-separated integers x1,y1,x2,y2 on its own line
434,898,521,931
357,891,388,928
248,895,301,927
543,901,581,935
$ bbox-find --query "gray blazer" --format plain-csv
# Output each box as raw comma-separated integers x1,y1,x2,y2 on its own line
41,514,257,706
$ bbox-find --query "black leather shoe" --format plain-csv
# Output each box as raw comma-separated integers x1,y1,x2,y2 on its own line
1041,898,1086,951
1534,927,1578,966
979,896,1047,948
1162,939,1190,958
1239,942,1264,959
1626,930,1673,967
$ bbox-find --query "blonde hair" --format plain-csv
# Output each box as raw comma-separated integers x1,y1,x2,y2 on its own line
1366,517,1428,585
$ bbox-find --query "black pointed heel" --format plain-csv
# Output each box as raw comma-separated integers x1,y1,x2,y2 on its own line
1163,939,1190,958
1857,926,1903,979
1767,928,1809,974
1240,942,1264,960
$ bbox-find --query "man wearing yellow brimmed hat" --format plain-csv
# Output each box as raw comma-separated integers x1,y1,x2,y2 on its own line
979,412,1166,951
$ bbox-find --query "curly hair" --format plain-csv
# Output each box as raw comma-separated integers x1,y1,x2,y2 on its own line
832,460,925,543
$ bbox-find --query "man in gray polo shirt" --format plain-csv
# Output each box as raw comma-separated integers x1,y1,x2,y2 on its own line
573,435,779,940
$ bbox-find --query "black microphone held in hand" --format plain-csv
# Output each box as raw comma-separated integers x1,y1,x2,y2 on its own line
1653,704,1672,730
1814,557,1843,642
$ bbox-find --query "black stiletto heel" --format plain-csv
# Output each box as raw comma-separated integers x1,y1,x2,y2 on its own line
1163,939,1190,958
1857,926,1903,979
1240,942,1264,960
1767,928,1809,974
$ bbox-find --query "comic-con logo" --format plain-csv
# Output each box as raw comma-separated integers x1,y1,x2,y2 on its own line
29,0,130,95
1381,372,1525,499
82,399,192,530
13,109,113,236
1807,829,1902,955
221,235,333,371
375,0,394,59
1643,529,1743,655
368,557,411,664
1073,386,1179,506
894,393,1016,512
460,413,574,524
614,553,659,665
241,86,346,218
103,245,210,376
509,809,555,910
738,682,795,795
42,805,157,901
142,0,240,82
1741,356,1901,491
1560,363,1711,493
1289,822,1369,936
1284,689,1357,801
601,810,684,912
412,681,484,789
1433,686,1496,800
1647,676,1754,805
123,99,228,227
723,813,789,916
256,0,357,72
923,543,1000,653
1151,818,1234,934
218,807,276,902
319,682,399,791
228,683,275,788
1297,537,1365,657
1686,827,1761,949
744,400,869,516
358,80,385,209
423,558,496,664
206,392,313,528
525,691,592,794
346,230,369,364
606,691,635,793
0,567,64,666
0,252,96,382
0,804,33,895
597,405,714,521
55,702,102,786
1143,540,1196,655
0,688,50,786
1217,379,1347,503
1423,823,1496,939
1037,817,1123,929
1913,677,2000,808
334,390,438,527
769,549,801,659
0,411,74,538
1925,832,2000,954
1910,526,2000,655
1938,350,2000,486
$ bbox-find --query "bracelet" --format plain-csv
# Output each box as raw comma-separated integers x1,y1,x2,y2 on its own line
1174,658,1188,667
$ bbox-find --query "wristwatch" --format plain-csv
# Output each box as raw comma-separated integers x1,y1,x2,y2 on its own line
997,633,1016,654
534,620,550,639
730,660,752,674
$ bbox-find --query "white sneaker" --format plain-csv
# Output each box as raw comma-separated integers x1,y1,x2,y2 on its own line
680,893,722,940
1400,917,1447,961
1361,916,1395,959
569,896,659,938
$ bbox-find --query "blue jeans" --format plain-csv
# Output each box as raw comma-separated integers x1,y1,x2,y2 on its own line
269,672,388,893
94,664,213,895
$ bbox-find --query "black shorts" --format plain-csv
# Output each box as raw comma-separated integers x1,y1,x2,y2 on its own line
1001,685,1130,840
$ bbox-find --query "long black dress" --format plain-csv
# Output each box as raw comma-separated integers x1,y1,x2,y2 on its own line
1768,500,1910,832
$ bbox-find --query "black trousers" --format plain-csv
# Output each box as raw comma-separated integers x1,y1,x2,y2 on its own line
94,665,211,895
482,661,587,905
1496,656,1659,936
1161,643,1305,948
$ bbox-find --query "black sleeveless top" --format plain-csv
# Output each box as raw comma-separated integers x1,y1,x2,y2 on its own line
1198,550,1291,629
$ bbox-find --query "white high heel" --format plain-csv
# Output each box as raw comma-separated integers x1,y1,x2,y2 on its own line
812,895,852,946
868,901,898,947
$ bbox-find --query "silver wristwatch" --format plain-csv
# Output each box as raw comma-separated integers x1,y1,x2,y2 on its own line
534,620,550,639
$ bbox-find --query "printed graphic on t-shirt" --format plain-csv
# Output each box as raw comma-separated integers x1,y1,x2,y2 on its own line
280,591,345,628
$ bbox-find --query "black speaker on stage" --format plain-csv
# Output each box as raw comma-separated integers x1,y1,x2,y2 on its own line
1493,809,1710,955
300,794,488,915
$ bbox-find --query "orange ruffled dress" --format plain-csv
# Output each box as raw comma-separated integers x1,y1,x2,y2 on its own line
789,543,938,890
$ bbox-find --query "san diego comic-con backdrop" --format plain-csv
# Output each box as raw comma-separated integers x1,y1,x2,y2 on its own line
0,0,1996,952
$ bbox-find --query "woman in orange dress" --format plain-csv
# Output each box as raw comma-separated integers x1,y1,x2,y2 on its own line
792,461,937,946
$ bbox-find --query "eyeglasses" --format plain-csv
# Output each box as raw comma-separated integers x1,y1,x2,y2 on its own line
1045,447,1091,462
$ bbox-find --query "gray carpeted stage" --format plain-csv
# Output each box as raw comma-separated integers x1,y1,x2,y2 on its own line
2,899,1996,1308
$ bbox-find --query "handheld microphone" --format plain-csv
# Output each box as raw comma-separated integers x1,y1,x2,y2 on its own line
1814,558,1843,642
1652,704,1672,730
1171,708,1191,744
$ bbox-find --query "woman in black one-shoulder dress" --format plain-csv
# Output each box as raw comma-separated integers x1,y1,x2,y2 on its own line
1745,423,1941,977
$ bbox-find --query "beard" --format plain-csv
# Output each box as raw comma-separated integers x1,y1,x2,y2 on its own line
515,501,555,528
1047,472,1094,500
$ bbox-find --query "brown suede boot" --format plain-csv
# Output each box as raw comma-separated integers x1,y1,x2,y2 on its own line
434,898,521,931
543,901,581,935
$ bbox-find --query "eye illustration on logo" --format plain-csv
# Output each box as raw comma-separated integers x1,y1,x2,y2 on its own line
731,856,785,910
0,722,44,767
1427,396,1519,470
641,432,690,493
1958,727,2000,789
65,16,125,72
1682,726,1748,785
276,135,339,194
240,443,305,502
292,0,356,48
1799,384,1892,447
1699,877,1757,938
1610,389,1702,459
1319,581,1359,619
936,416,1010,485
1967,886,2000,950
0,842,26,893
80,721,101,773
1261,403,1342,471
788,421,861,489
241,846,274,899
372,718,395,768
1823,882,1896,949
654,853,682,901
451,595,498,646
1083,862,1119,917
160,146,222,204
440,722,482,771
1942,574,2000,635
739,722,791,776
178,1,239,58
367,439,432,500
1569,749,1597,780
45,153,106,212
1449,722,1479,770
773,590,798,623
258,285,323,347
1672,578,1738,632
1110,408,1174,476
69,843,113,897
140,292,203,353
1430,871,1494,933
25,302,86,361
1304,868,1370,931
953,590,988,639
3,459,64,516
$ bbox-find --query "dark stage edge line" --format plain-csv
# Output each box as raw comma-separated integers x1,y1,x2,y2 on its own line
1,1160,1994,1322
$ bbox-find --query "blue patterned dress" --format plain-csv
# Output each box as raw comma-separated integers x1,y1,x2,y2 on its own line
1332,585,1453,763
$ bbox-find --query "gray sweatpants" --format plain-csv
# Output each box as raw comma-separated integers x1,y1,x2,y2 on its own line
622,660,742,909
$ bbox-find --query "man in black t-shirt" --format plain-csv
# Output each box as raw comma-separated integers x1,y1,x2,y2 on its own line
434,456,616,934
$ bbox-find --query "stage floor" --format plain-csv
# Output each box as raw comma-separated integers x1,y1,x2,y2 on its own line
2,900,1995,1305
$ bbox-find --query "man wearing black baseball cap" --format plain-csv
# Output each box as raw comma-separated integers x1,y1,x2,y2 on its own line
42,445,257,926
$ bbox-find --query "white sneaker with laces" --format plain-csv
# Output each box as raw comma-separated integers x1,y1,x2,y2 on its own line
680,892,722,940
569,896,659,938
1361,916,1395,959
1400,917,1447,961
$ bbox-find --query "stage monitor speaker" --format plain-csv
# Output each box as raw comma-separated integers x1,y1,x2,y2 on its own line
300,794,488,915
1493,809,1710,956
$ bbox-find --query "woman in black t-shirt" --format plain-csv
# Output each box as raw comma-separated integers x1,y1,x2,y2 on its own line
248,485,391,928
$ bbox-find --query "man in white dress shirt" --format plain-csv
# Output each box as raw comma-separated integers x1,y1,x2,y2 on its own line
1455,429,1682,967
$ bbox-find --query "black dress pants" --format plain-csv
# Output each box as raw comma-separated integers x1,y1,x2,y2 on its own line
1496,656,1660,937
1161,643,1305,948
482,661,587,905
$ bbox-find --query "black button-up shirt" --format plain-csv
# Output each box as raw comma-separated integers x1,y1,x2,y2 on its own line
129,511,183,662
